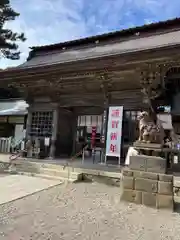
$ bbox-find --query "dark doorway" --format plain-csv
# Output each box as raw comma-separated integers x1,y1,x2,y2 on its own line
164,67,180,136
165,67,180,113
55,109,75,157
0,123,15,137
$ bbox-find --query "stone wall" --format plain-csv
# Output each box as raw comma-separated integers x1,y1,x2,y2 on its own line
129,155,166,174
121,169,174,210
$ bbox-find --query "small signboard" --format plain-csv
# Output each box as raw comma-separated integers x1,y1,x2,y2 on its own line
44,137,50,146
105,106,123,165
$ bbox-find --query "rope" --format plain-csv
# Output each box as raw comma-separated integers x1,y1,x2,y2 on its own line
9,149,26,162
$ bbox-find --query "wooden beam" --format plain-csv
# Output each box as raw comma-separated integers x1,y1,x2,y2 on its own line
1,46,179,81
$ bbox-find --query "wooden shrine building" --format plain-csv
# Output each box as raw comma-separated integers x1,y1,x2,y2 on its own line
1,18,180,162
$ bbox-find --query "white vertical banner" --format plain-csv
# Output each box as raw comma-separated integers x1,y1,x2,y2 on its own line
105,106,123,164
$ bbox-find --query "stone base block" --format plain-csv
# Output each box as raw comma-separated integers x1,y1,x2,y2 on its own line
123,176,134,189
158,181,173,195
121,168,174,211
135,178,158,193
133,171,158,180
123,169,133,177
129,155,146,171
146,156,166,173
129,155,166,173
156,194,174,210
121,189,142,204
142,192,156,207
159,174,173,182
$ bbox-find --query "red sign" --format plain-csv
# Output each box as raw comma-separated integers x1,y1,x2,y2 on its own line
91,126,97,148
106,106,123,161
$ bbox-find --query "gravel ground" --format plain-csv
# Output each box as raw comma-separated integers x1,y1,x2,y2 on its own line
0,182,180,240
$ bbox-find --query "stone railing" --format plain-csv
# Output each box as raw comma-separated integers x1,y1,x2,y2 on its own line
121,169,173,210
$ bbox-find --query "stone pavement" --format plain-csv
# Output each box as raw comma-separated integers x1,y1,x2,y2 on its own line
0,174,61,205
0,182,180,240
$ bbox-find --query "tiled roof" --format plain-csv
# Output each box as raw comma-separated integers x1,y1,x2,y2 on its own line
3,17,180,73
19,29,180,69
0,101,28,116
30,17,180,52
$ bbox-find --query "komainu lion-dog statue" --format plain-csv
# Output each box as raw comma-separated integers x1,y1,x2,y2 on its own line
138,111,164,144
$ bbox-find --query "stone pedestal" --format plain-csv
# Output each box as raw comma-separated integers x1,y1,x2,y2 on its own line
129,155,167,174
121,169,174,210
133,141,163,149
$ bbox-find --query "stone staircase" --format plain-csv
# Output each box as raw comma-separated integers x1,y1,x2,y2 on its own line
0,154,122,186
8,160,83,183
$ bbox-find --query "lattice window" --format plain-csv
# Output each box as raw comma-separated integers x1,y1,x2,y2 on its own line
78,115,103,127
30,111,53,137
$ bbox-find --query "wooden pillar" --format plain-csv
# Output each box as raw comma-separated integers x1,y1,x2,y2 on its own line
26,106,33,158
71,112,78,156
49,107,58,159
26,107,32,140
98,73,112,164
101,93,111,164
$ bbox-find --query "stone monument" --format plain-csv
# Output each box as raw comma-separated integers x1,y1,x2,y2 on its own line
121,111,174,210
130,111,166,174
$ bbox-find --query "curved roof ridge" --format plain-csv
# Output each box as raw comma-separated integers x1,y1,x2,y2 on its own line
30,17,180,53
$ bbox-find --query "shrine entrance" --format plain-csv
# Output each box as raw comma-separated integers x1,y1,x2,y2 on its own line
75,113,104,164
55,108,75,157
165,67,180,136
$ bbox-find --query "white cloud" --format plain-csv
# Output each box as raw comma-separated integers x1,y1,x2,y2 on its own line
1,0,180,69
1,0,88,68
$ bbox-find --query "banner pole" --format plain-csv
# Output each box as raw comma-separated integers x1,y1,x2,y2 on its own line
102,94,109,164
118,156,121,165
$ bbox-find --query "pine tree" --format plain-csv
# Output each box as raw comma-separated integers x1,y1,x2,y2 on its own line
0,0,26,60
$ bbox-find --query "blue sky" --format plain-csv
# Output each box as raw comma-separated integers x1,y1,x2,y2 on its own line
1,0,180,69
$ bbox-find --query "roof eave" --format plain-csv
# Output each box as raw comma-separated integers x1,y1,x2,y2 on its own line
1,43,180,78
30,17,180,53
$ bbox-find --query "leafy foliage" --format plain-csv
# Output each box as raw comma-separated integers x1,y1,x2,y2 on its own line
0,0,26,60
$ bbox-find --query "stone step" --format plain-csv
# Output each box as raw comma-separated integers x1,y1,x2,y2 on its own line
40,168,79,178
14,165,40,174
14,160,73,172
15,165,79,179
12,160,122,185
14,162,82,182
38,162,71,171
15,171,75,182
39,168,80,181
